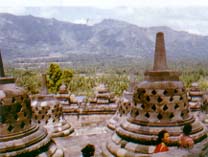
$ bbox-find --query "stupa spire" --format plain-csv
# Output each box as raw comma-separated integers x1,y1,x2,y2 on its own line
0,50,5,77
153,32,168,71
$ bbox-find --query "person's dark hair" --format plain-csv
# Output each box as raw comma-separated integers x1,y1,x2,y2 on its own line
183,124,192,136
81,144,95,157
157,130,168,144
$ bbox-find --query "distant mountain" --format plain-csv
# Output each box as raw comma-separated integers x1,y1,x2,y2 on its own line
0,13,208,62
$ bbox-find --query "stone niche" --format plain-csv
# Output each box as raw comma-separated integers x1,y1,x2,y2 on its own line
102,32,208,157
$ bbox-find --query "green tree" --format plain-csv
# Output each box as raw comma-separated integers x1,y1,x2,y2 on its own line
198,77,208,90
46,63,74,93
47,63,62,93
61,69,74,90
15,70,41,94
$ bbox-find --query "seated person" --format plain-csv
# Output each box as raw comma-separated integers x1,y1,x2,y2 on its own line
154,130,169,153
81,144,95,157
179,124,194,149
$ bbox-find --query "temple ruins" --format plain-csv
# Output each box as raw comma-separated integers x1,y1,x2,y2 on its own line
107,74,136,130
188,82,204,111
103,32,208,156
1,31,208,157
30,74,74,138
0,53,64,157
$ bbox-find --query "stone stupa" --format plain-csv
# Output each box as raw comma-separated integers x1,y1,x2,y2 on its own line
30,74,74,138
107,73,136,130
188,82,204,111
0,52,63,157
103,32,208,157
90,84,115,104
107,95,131,130
80,84,117,114
200,92,208,127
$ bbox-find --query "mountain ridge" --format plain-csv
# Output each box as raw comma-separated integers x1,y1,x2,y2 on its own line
0,13,207,62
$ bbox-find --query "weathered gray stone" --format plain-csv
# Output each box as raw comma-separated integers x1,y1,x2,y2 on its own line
0,52,63,157
103,32,208,157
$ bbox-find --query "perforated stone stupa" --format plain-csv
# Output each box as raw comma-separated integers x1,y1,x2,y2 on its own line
58,83,68,94
107,95,131,130
56,83,74,107
107,74,136,130
0,53,63,157
83,84,117,114
90,84,115,104
30,74,74,138
103,32,208,156
188,82,204,111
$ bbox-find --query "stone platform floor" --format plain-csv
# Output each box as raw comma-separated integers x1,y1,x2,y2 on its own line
54,126,112,157
53,114,208,157
54,114,113,157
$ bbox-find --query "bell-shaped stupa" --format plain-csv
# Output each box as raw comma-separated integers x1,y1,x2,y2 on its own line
30,73,74,138
0,52,63,157
80,84,117,114
103,32,208,156
107,73,136,130
188,82,204,111
90,84,115,104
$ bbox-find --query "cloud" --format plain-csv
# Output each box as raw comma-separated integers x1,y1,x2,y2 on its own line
0,0,61,7
111,6,208,35
1,0,208,8
72,18,89,25
0,7,26,15
0,5,208,35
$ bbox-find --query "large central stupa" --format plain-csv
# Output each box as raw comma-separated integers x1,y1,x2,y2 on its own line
103,32,208,156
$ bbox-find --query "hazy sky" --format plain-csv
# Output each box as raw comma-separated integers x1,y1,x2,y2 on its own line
0,0,207,7
0,0,208,35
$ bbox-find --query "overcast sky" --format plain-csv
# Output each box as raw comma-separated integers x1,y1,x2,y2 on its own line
0,0,208,35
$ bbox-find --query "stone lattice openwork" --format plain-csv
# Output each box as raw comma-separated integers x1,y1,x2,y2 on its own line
200,93,208,127
103,32,208,156
30,74,74,138
107,91,132,130
0,52,63,157
107,73,136,130
188,82,204,111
